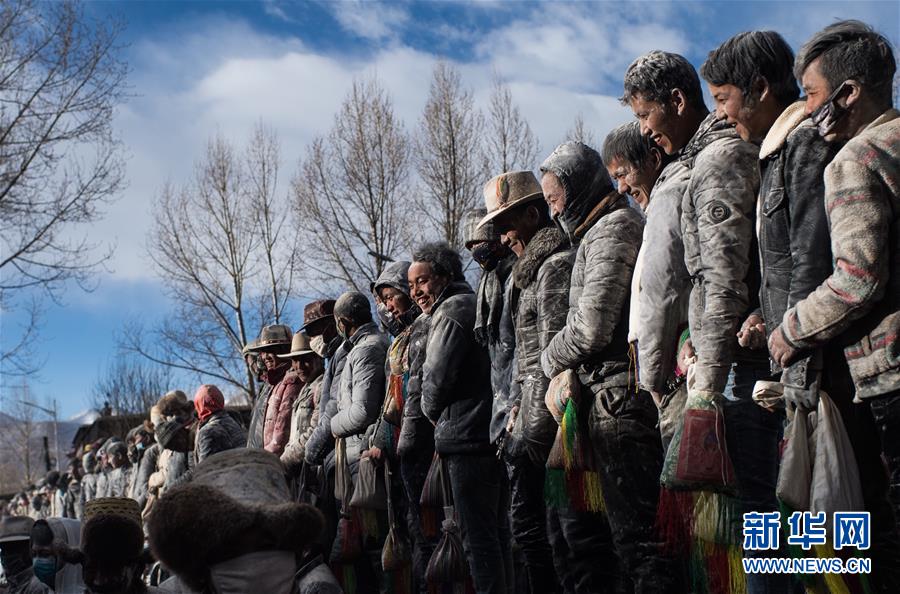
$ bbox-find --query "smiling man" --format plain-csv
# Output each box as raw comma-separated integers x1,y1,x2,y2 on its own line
771,22,900,564
412,241,508,594
601,121,689,452
623,51,771,590
699,29,841,594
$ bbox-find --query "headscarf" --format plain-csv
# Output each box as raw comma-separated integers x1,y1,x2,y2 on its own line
194,385,225,423
540,141,614,242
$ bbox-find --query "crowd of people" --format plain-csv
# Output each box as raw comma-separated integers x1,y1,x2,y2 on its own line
1,18,898,594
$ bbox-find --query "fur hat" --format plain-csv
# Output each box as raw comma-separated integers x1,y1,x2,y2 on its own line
82,498,143,565
148,451,324,591
156,390,193,418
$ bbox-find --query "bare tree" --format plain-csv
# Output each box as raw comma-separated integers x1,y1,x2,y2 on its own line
415,62,487,249
293,76,414,292
125,134,264,400
0,0,127,375
246,123,300,322
90,353,173,415
565,113,596,148
485,74,539,174
0,381,40,489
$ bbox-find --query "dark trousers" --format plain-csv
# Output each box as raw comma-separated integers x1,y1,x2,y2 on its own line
725,361,791,594
401,448,437,594
546,504,626,594
589,385,678,594
505,451,559,593
446,453,510,594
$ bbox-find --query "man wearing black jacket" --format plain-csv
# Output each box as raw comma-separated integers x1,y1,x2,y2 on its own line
413,241,508,594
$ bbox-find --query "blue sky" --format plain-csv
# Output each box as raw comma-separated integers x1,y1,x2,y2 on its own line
2,0,897,418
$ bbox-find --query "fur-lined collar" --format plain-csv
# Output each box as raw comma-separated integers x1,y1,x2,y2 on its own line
512,226,568,290
760,101,808,159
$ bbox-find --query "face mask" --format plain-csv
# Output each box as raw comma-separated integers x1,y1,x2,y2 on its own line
810,82,850,137
33,557,56,586
335,318,349,341
1,553,29,577
310,335,328,358
376,302,406,337
136,442,145,451
471,242,508,272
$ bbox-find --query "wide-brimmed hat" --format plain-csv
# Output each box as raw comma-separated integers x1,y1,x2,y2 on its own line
463,208,499,249
0,515,34,543
241,339,259,357
477,170,544,228
299,300,336,332
250,324,293,352
277,331,316,359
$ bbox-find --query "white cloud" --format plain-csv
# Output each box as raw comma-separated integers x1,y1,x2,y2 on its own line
326,1,411,41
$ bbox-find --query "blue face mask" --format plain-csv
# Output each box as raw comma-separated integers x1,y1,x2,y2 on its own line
33,556,56,586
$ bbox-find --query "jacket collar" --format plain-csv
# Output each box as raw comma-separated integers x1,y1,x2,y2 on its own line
512,226,568,290
573,191,625,239
862,108,900,133
348,322,379,346
678,112,738,165
431,280,474,313
760,101,808,159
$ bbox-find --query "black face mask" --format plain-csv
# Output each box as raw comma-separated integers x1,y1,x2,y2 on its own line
376,302,421,336
810,81,850,137
0,552,30,577
471,242,510,271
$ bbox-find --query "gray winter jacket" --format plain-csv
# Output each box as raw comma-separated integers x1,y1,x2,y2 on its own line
540,142,642,387
330,322,389,464
636,161,692,394
510,225,574,462
305,337,349,466
680,114,762,394
131,442,160,509
197,410,247,463
421,281,494,455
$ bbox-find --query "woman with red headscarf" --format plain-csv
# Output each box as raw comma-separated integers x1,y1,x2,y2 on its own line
194,385,247,463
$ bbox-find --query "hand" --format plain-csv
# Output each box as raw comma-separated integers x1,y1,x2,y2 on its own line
364,447,383,462
737,314,767,349
505,405,519,434
768,326,799,369
676,338,695,375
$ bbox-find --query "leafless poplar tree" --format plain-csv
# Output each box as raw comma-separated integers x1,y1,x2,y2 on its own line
485,74,539,174
415,62,487,249
565,113,597,148
90,354,173,415
0,381,40,488
246,123,300,322
0,0,127,375
293,76,414,292
125,132,289,401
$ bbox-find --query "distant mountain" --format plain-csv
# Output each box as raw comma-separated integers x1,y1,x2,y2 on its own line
67,409,100,425
0,412,95,491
